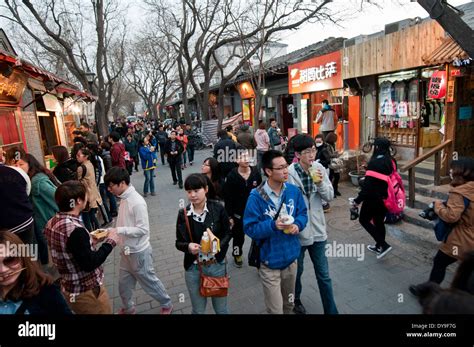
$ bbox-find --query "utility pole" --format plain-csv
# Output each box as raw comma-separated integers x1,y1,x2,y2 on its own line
417,0,474,57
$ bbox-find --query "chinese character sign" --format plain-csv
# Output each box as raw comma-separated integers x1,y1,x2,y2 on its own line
427,70,447,99
0,69,27,104
289,51,342,94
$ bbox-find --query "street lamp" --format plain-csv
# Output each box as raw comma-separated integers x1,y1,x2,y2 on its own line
85,70,95,93
84,70,98,136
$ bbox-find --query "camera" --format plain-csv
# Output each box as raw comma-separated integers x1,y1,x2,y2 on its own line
349,198,359,220
419,202,437,221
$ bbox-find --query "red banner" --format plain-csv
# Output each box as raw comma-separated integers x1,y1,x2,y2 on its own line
288,51,342,94
427,70,447,99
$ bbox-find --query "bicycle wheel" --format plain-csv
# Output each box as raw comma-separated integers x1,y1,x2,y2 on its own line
362,142,373,153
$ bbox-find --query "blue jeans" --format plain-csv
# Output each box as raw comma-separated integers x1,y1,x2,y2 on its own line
143,169,155,194
184,261,229,314
295,240,338,314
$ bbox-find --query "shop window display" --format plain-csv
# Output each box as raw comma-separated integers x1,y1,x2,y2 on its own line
377,73,419,147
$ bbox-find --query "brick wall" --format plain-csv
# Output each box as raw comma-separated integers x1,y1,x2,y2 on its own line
21,110,44,162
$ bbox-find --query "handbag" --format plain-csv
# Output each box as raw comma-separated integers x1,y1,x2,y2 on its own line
329,158,344,171
433,197,470,242
183,208,229,297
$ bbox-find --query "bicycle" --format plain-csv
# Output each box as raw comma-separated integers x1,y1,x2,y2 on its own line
361,136,397,157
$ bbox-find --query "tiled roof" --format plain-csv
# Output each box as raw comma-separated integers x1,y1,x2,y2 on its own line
219,37,345,88
422,37,470,65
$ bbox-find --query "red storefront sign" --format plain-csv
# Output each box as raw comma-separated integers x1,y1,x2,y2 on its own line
0,69,27,105
450,69,461,77
427,70,447,99
288,51,342,94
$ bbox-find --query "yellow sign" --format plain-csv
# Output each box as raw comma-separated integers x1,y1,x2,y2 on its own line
446,80,455,103
242,99,250,121
0,69,27,104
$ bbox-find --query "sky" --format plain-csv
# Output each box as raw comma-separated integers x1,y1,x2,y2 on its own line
279,0,471,53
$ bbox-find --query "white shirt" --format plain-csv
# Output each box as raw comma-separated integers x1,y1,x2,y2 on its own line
115,185,150,254
187,202,209,223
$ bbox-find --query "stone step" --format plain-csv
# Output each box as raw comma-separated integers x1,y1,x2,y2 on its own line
401,182,451,200
399,171,435,185
402,207,433,230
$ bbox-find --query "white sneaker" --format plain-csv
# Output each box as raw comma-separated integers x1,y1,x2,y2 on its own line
377,245,392,259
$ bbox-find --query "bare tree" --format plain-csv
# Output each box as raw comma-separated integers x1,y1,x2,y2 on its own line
125,34,179,121
1,0,127,137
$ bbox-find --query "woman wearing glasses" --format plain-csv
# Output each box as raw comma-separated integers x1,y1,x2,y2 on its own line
0,230,72,314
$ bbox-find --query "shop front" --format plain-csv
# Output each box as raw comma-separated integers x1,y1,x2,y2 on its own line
236,81,255,126
1,47,94,168
422,37,474,159
288,50,346,149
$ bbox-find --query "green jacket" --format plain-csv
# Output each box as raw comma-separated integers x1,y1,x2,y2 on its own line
31,173,59,232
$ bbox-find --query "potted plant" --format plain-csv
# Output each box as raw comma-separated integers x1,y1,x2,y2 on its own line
348,149,366,186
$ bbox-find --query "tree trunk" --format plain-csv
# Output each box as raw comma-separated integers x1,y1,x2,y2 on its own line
95,0,108,138
417,0,474,57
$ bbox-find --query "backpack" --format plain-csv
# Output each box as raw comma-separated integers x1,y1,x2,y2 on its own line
365,161,405,223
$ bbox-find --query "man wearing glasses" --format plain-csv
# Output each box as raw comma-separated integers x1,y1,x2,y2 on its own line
287,134,338,315
244,150,307,314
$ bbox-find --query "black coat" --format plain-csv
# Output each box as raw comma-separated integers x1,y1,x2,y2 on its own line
176,200,232,270
213,138,238,178
223,167,262,219
53,159,78,183
164,139,184,163
355,156,395,204
16,283,73,314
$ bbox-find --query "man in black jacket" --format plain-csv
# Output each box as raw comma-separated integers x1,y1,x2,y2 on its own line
164,130,184,188
223,149,262,267
156,125,168,165
213,130,238,179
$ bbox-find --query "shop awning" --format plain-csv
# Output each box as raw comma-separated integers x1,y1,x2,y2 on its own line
0,49,92,99
422,37,470,65
56,86,97,101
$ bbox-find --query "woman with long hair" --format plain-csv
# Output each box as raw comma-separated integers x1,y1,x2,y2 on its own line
201,157,223,200
351,138,394,259
76,148,102,232
175,174,232,314
51,145,78,183
410,157,474,295
15,154,59,265
0,230,72,314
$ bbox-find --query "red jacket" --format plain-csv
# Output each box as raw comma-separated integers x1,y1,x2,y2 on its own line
110,142,126,169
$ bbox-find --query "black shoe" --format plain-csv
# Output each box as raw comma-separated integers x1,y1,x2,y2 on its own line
173,181,178,185
377,244,392,259
111,211,118,217
409,284,421,297
293,301,306,314
335,191,341,196
178,184,183,189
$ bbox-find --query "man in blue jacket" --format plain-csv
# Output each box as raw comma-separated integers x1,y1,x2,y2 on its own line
244,150,307,314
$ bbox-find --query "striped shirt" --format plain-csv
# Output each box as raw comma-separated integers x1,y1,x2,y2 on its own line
44,213,104,294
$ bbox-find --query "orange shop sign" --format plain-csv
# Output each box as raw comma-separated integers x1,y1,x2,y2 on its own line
289,51,342,94
237,82,255,99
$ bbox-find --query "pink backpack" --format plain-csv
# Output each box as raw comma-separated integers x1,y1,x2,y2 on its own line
365,161,405,215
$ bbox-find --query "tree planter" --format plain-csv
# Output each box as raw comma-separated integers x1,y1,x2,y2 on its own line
349,171,366,187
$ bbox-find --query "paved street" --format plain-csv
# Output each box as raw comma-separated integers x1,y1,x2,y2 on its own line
103,149,454,314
